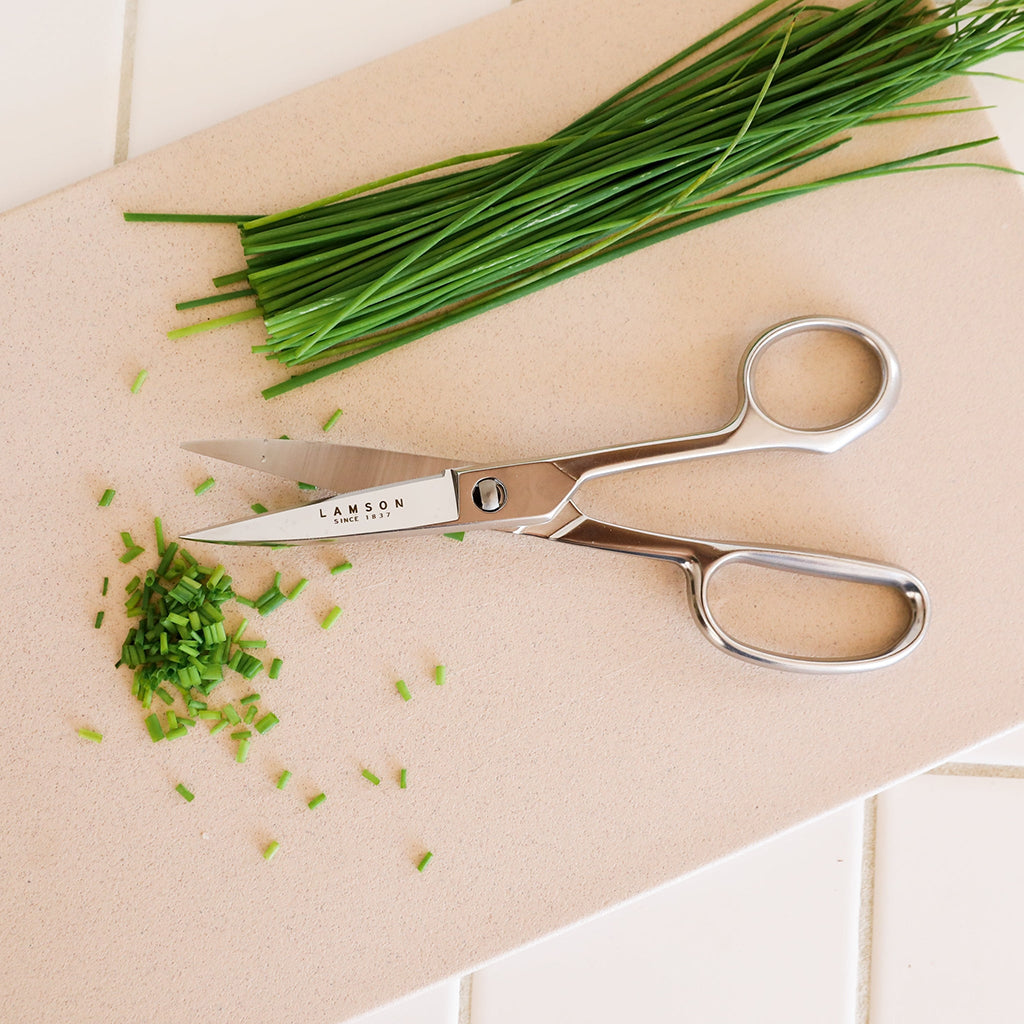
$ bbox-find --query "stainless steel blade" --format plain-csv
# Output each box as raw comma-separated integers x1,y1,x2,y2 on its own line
182,438,465,493
180,472,461,545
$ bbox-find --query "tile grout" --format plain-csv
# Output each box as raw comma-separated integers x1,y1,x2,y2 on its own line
855,795,878,1024
114,0,139,164
458,973,473,1024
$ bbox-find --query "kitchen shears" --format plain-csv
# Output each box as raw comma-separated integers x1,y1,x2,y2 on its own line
182,316,928,674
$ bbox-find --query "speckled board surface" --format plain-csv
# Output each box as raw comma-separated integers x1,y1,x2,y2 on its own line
2,0,1023,1021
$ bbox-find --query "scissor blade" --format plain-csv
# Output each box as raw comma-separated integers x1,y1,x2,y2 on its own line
180,472,461,545
182,438,464,492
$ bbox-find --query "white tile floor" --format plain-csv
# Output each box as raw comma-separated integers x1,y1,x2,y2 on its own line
5,3,1024,1021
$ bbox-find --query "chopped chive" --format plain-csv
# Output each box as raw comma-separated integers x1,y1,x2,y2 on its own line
416,852,433,872
236,737,251,763
166,725,188,740
399,768,407,789
209,719,228,735
286,577,308,600
145,713,164,742
395,679,412,702
330,561,352,574
196,709,220,720
166,710,178,730
297,481,316,491
322,408,343,431
154,516,166,555
102,576,109,595
125,575,140,594
178,716,196,728
308,792,326,810
98,489,116,507
263,840,280,861
239,693,260,705
175,783,194,802
269,658,283,679
155,686,174,705
130,369,148,393
361,769,380,786
194,477,215,496
244,705,258,724
77,728,103,743
444,532,465,541
231,618,249,643
321,606,341,630
238,639,267,649
254,713,279,735
276,770,292,789
434,664,446,686
221,704,241,725
251,503,268,514
230,730,252,740
94,611,105,629
119,545,145,563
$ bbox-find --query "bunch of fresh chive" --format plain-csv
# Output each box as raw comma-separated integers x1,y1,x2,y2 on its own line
131,0,1024,397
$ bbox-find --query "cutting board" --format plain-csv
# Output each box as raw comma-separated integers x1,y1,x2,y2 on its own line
2,0,1023,1021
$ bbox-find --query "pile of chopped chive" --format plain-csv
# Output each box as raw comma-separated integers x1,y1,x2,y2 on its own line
127,0,1024,397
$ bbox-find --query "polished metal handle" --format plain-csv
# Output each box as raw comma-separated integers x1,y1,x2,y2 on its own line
549,513,928,673
554,316,901,482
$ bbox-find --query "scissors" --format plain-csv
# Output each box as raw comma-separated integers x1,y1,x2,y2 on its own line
182,316,928,674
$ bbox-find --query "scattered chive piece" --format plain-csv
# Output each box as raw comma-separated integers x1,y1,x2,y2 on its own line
145,713,164,742
286,577,308,600
239,692,260,705
230,730,252,740
154,516,166,555
125,575,140,594
98,489,116,507
155,686,174,706
322,408,343,431
175,783,194,802
130,369,148,393
123,211,262,223
321,606,341,630
77,728,103,743
119,544,145,563
194,476,215,496
221,704,241,725
254,713,279,735
251,503,268,514
361,769,381,786
308,792,326,810
297,481,316,491
178,716,196,728
102,576,109,595
330,561,352,574
444,532,466,541
395,679,412,702
276,770,292,790
232,618,249,643
94,611,105,629
269,658,282,679
197,709,220,720
417,852,433,872
166,725,188,740
236,737,251,763
399,768,407,789
209,719,228,736
263,840,280,861
434,664,446,686
244,705,258,724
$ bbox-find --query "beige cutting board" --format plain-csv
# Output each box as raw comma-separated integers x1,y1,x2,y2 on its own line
2,0,1023,1020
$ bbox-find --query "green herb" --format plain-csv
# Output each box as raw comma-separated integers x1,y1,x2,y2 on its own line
251,503,268,514
236,736,251,763
166,725,188,740
194,476,215,495
399,768,407,789
94,611,105,629
330,561,352,574
263,840,280,861
269,658,283,679
286,577,308,600
175,783,195,802
321,606,341,630
361,769,381,786
209,719,228,736
434,665,446,686
140,0,1024,397
176,288,256,310
145,713,164,742
254,713,279,734
222,704,241,725
98,488,116,507
297,481,316,491
276,770,292,790
102,576,109,595
308,792,326,809
153,517,166,556
395,679,412,702
444,532,465,542
322,408,343,431
416,851,433,872
77,728,103,743
240,692,260,705
130,369,148,393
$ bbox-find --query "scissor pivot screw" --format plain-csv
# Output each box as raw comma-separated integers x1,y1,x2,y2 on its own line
472,477,507,513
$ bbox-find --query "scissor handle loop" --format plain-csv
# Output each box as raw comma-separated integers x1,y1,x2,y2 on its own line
688,544,928,673
728,316,901,455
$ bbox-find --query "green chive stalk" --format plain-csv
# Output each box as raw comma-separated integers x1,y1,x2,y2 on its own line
140,0,1024,396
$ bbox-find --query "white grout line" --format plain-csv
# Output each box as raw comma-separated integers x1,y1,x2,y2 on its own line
855,796,877,1024
929,761,1024,780
458,974,474,1024
114,0,139,164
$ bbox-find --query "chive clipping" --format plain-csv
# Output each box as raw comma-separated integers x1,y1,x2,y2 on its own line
194,477,215,495
444,532,466,542
395,679,412,702
77,728,103,743
399,768,407,789
286,578,308,600
145,713,164,742
321,606,341,630
130,369,148,393
236,737,251,763
98,489,116,507
254,713,279,734
175,783,194,802
276,770,292,790
239,692,260,705
361,769,381,786
102,576,109,595
322,408,343,431
263,840,280,861
330,561,352,574
94,611,105,629
269,658,282,679
434,665,446,686
308,792,326,810
251,503,268,514
297,481,316,491
416,852,433,872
